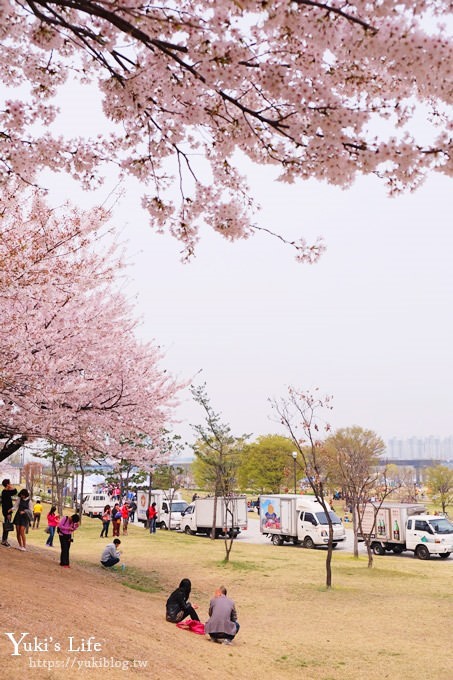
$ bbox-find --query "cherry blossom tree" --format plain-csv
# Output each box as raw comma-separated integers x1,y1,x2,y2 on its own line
0,1,451,259
0,182,179,464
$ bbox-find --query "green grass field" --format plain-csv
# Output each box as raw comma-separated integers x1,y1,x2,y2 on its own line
21,507,452,680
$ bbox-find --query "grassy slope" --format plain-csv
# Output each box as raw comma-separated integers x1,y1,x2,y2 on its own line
0,512,451,680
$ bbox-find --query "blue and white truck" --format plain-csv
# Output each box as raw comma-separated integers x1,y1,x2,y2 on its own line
260,494,346,548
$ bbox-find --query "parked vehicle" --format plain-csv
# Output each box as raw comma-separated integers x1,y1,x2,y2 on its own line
136,490,186,530
180,495,248,538
359,502,453,560
81,493,114,518
260,494,346,548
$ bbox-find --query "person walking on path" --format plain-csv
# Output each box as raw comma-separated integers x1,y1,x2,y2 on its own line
45,506,59,547
32,499,43,529
1,479,17,547
204,585,240,645
148,502,157,534
57,513,79,568
13,489,32,551
166,578,200,623
100,538,122,568
100,505,111,538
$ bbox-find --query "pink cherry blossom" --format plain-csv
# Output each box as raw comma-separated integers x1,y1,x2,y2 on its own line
0,182,180,464
0,1,450,259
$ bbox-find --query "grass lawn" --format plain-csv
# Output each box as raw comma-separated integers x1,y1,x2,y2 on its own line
14,508,453,679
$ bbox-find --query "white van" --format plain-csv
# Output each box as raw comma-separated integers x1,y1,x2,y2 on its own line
81,493,113,517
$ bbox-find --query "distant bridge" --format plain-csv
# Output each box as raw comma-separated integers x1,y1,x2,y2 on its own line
378,458,444,483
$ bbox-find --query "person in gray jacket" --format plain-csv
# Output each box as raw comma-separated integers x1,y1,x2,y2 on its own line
204,586,240,645
100,538,121,568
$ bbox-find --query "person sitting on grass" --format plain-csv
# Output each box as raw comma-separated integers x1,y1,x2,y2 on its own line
100,538,122,568
166,578,200,623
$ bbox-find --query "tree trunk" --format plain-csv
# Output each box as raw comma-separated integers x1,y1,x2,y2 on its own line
211,486,219,540
78,465,85,525
0,434,27,463
325,523,333,588
352,504,359,558
222,503,234,562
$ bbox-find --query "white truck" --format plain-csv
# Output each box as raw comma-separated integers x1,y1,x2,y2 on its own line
359,502,453,560
260,494,346,548
136,489,187,530
180,495,248,538
81,492,114,517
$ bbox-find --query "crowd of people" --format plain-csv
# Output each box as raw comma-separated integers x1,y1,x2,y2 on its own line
1,478,80,566
2,479,241,645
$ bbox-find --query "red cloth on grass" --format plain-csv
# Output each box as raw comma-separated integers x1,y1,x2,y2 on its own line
176,619,205,635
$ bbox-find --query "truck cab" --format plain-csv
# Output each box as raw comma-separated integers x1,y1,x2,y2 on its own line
298,507,346,548
405,515,453,559
160,500,188,530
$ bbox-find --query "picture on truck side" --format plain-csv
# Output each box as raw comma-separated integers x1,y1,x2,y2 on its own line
261,498,281,530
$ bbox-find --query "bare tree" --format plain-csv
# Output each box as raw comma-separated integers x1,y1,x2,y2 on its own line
191,383,247,562
354,469,400,568
271,387,336,588
40,444,76,515
23,461,43,499
324,426,385,559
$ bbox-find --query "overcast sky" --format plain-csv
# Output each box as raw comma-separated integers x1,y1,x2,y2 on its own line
37,78,453,451
44,164,452,449
130,169,452,446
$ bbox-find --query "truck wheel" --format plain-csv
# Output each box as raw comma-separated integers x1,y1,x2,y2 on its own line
439,553,450,559
88,512,93,518
303,536,315,549
331,543,338,549
392,545,404,554
184,525,192,535
160,522,168,531
271,534,283,546
415,545,430,560
372,542,385,556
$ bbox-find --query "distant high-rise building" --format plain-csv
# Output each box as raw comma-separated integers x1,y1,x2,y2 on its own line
385,437,453,461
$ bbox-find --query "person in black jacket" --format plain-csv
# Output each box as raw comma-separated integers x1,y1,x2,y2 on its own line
1,479,17,547
165,578,200,622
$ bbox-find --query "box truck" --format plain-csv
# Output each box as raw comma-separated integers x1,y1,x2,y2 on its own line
359,502,453,559
180,495,248,538
260,494,346,548
136,489,187,530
